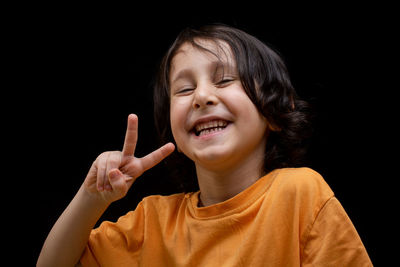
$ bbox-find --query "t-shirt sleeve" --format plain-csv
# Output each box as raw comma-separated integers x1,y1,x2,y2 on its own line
302,197,372,266
80,202,145,267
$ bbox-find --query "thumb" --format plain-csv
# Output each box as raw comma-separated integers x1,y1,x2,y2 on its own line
108,169,128,197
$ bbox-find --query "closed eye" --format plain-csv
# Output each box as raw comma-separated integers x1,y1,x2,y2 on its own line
176,87,195,95
216,78,235,87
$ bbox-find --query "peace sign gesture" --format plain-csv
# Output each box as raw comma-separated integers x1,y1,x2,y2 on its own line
84,114,175,204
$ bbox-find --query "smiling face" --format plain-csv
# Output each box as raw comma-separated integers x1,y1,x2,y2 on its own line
169,40,269,172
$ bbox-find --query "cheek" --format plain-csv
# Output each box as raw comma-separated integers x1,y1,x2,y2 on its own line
170,99,189,142
169,104,179,137
221,88,255,117
223,89,268,132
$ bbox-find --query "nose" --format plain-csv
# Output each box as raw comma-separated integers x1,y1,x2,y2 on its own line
192,83,218,109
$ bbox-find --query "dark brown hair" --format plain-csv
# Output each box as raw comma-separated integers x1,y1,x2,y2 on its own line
154,24,313,192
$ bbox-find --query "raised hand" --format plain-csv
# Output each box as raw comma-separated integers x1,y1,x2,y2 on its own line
83,114,175,204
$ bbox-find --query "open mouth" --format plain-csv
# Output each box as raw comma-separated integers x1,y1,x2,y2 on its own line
193,119,229,137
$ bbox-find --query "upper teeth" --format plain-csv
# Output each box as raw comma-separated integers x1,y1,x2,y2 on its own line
195,120,228,133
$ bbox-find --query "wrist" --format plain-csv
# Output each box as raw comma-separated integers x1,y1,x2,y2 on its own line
77,185,110,215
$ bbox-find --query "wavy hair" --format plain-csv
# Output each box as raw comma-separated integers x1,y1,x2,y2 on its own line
153,24,313,192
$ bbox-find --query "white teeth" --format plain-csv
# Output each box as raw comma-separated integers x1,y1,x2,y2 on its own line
194,120,228,136
198,127,225,136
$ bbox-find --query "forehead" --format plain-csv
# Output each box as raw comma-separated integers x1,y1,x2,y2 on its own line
170,39,236,73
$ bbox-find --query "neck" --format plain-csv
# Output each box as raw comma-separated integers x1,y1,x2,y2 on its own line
195,155,265,207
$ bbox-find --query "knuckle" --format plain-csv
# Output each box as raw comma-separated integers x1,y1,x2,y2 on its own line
107,152,123,168
110,151,123,162
96,151,110,161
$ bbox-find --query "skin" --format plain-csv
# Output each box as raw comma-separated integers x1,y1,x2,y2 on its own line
37,38,272,266
37,114,175,267
169,40,271,206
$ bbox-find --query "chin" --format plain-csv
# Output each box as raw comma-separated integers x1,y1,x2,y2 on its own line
192,148,234,168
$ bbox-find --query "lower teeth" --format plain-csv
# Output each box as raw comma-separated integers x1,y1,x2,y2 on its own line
198,127,225,136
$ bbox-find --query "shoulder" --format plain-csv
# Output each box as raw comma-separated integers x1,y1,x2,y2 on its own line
268,168,337,245
139,192,189,218
94,193,188,236
272,167,332,191
97,193,188,227
270,167,334,202
141,192,188,208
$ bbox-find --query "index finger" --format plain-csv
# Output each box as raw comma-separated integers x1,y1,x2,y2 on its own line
122,114,138,157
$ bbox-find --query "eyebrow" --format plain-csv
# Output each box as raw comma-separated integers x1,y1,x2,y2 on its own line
171,68,193,85
170,60,237,85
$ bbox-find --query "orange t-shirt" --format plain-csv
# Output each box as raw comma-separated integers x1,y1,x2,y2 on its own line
80,168,372,266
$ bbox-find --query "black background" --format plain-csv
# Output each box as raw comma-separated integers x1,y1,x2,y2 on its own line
6,3,396,266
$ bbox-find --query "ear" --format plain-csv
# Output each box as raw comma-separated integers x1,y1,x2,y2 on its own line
268,122,281,132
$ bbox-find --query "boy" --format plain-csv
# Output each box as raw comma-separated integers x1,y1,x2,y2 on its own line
37,24,372,266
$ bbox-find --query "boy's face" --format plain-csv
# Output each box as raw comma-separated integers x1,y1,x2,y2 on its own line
169,40,269,172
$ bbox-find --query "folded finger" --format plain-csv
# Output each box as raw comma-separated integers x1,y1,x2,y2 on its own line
105,152,122,191
96,153,108,191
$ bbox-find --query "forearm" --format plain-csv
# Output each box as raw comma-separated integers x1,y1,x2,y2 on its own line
37,185,109,267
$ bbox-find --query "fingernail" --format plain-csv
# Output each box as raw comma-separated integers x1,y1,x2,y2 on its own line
109,169,120,180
